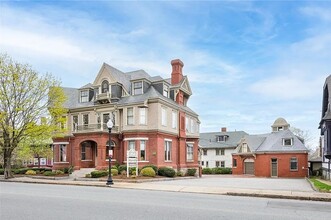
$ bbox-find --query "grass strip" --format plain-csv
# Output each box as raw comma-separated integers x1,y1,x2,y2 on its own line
309,178,331,192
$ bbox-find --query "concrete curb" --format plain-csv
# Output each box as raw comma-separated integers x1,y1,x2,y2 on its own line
226,192,331,202
1,178,330,202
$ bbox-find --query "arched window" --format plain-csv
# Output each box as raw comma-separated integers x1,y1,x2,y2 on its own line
106,140,116,158
101,80,109,93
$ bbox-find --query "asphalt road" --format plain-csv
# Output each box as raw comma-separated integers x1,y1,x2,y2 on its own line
0,182,330,220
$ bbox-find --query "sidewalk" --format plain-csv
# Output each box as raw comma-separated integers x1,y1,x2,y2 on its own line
1,176,331,202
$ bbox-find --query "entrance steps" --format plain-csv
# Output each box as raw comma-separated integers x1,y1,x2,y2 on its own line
70,168,95,180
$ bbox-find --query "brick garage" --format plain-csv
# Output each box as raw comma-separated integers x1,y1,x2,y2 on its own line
232,118,309,178
232,153,308,178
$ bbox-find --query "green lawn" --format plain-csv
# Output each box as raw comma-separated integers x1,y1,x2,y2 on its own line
309,178,331,192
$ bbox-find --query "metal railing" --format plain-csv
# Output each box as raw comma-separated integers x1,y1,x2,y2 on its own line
73,123,119,133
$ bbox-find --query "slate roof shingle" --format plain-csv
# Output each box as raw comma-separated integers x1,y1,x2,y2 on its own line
199,131,248,149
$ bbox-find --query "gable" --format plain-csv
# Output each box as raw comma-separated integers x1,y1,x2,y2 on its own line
93,63,117,86
179,76,192,96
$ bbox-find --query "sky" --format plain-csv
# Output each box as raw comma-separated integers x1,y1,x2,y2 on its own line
1,0,330,149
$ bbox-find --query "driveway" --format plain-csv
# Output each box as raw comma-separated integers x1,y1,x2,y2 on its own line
148,175,314,192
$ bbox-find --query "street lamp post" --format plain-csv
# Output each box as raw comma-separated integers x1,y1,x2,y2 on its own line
106,119,114,186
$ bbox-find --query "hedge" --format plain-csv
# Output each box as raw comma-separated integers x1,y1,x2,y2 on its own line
203,167,232,174
202,168,212,174
187,168,197,176
158,167,176,177
90,170,108,178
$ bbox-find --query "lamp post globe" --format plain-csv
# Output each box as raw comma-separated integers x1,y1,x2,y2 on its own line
106,119,114,186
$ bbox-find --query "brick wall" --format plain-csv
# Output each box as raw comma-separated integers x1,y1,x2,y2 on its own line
232,153,308,177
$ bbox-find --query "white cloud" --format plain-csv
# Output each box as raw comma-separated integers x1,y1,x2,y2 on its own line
0,27,94,62
250,75,323,100
300,6,331,22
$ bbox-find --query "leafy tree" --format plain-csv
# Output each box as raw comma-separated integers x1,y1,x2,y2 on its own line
0,54,66,178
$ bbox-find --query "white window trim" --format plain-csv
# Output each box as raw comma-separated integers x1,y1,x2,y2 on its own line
124,137,149,141
139,108,147,125
172,111,177,129
164,138,172,142
283,138,293,146
165,140,172,161
161,107,167,126
53,142,69,145
127,107,134,125
186,143,194,161
140,140,146,161
80,90,89,103
133,81,143,95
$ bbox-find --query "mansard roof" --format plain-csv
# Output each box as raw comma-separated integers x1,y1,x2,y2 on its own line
61,62,198,116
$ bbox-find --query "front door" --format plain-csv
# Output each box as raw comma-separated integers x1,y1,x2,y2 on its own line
271,158,278,177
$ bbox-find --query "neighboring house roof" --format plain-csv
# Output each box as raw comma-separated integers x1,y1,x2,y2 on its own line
242,134,267,152
199,131,248,149
237,129,309,154
256,129,308,152
309,148,322,162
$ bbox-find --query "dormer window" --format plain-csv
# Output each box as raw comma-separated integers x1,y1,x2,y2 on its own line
101,80,109,93
241,143,248,153
163,85,169,97
217,135,227,142
80,90,89,102
283,138,293,146
133,81,143,95
277,127,283,131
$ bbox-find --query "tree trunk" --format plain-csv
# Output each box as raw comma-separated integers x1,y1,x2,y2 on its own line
4,149,14,179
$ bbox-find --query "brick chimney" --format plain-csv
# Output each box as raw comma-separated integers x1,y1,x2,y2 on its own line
171,59,184,85
221,127,227,132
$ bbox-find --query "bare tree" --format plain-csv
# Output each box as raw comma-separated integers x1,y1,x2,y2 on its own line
290,127,315,151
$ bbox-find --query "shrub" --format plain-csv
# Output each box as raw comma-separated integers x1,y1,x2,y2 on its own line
53,170,64,175
13,168,29,174
158,167,176,177
202,168,212,174
187,168,197,176
118,165,127,174
212,167,222,174
141,165,158,174
25,170,37,175
129,167,136,175
120,170,127,176
0,169,4,175
63,166,74,174
140,167,156,177
44,171,56,176
210,167,232,174
85,173,91,178
222,167,232,174
176,171,184,177
111,169,118,176
90,170,108,178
